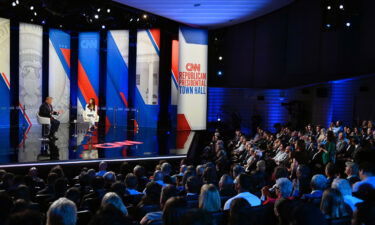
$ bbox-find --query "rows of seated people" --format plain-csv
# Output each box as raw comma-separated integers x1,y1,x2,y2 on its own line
0,120,374,225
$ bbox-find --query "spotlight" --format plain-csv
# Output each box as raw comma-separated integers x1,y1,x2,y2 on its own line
107,8,111,13
326,24,331,28
59,25,63,28
217,70,223,76
15,0,19,4
130,18,133,22
34,12,37,16
30,19,34,22
11,2,16,7
30,6,34,10
327,5,331,10
136,18,140,22
41,20,46,25
94,14,99,19
97,8,101,12
217,118,221,122
143,14,148,19
218,56,223,61
339,4,344,10
101,25,106,29
346,22,351,27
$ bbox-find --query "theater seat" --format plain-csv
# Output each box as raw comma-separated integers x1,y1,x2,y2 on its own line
327,217,351,225
77,210,93,225
81,197,100,212
187,200,199,208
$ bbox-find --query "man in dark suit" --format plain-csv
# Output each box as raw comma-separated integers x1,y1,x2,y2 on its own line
38,97,61,140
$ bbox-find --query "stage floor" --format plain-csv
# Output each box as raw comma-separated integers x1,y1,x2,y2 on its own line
0,123,194,166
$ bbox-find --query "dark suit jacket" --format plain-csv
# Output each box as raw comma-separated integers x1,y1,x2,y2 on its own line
39,102,57,118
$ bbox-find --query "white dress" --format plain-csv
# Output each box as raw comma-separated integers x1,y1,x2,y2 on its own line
85,104,98,127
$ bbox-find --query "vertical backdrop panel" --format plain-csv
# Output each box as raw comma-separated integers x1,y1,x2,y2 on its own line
0,18,10,128
177,26,208,130
49,29,71,123
106,30,129,127
77,32,100,119
135,29,160,128
0,18,10,162
19,23,43,126
170,39,179,129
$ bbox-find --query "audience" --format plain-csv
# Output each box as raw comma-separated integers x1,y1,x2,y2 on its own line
0,121,374,225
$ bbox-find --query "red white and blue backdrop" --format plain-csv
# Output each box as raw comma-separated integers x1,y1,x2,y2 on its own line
77,32,100,120
177,26,208,131
49,29,71,123
135,29,160,128
106,30,129,127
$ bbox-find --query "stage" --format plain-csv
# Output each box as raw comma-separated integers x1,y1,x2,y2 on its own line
0,123,194,167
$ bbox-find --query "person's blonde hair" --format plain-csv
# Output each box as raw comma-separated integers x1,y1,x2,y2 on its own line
199,184,221,212
101,192,128,215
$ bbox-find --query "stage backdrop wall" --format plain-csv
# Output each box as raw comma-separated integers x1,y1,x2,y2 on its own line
177,26,208,130
19,23,43,127
106,30,129,127
77,32,100,120
0,18,10,128
170,39,179,129
49,29,71,123
135,29,160,128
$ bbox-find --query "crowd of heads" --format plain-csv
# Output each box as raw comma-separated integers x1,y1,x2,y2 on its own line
0,120,374,225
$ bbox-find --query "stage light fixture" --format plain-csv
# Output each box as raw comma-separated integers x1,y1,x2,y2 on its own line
136,18,140,22
327,5,331,10
346,22,351,27
218,56,223,60
101,25,106,29
143,14,148,19
94,14,99,19
59,25,63,28
217,118,221,122
15,0,19,4
30,19,34,22
326,24,331,28
41,20,46,25
107,8,111,13
34,12,37,16
130,18,133,22
97,8,101,12
339,5,344,10
217,70,223,76
11,2,16,7
30,6,34,10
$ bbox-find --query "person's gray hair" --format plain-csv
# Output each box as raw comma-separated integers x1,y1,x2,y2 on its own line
47,197,77,225
161,162,172,176
101,192,128,215
311,174,328,191
331,178,352,196
275,178,293,198
103,171,116,182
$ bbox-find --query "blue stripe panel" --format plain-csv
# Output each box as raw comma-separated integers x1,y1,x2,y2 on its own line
134,87,159,128
0,77,9,128
49,29,70,79
106,31,129,126
180,26,208,45
78,32,100,102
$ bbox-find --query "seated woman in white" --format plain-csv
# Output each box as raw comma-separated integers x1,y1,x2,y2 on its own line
85,98,98,130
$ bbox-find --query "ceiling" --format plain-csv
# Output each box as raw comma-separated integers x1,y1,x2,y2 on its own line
115,0,294,29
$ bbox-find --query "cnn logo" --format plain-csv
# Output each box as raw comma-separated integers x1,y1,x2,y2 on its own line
185,63,200,72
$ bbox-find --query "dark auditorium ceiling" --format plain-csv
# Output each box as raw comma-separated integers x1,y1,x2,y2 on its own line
114,0,294,28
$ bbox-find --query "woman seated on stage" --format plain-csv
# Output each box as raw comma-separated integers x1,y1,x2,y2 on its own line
85,98,98,130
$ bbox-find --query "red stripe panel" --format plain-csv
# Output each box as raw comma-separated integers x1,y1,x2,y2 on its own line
171,40,179,82
60,48,71,68
177,114,191,131
150,29,160,49
78,61,99,105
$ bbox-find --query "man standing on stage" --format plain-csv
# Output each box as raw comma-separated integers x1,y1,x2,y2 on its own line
39,97,62,140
